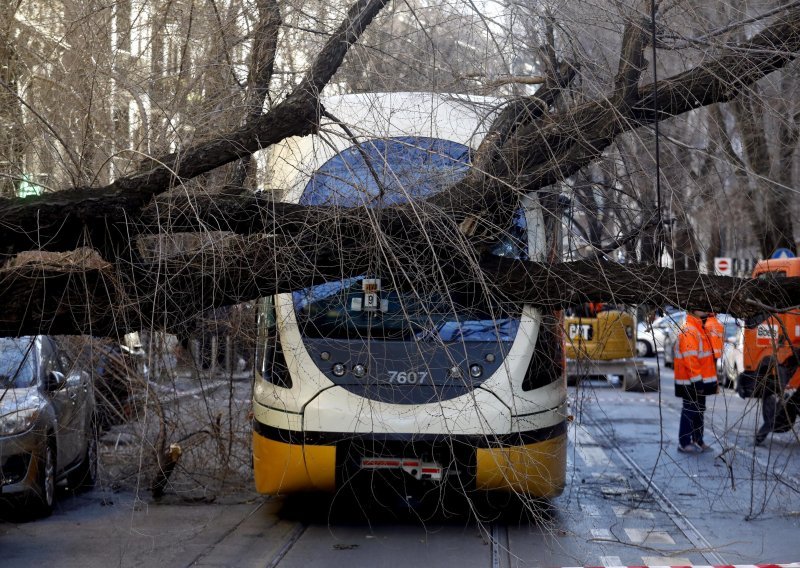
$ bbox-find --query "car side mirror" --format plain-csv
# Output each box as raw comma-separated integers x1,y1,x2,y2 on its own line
46,370,66,391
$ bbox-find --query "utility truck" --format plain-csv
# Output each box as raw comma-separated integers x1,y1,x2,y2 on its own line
565,304,658,391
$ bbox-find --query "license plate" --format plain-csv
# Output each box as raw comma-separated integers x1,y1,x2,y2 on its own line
360,457,443,481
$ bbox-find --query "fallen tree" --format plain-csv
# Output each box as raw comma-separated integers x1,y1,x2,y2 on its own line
1,2,799,337
1,247,797,337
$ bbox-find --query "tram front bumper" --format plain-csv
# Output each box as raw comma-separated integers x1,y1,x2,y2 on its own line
252,428,336,494
475,433,567,497
253,421,567,497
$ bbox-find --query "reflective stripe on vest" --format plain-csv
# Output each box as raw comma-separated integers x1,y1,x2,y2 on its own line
673,350,697,359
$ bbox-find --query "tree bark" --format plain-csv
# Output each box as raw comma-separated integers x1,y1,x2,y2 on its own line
1,247,797,337
0,2,25,198
228,0,282,192
0,0,390,260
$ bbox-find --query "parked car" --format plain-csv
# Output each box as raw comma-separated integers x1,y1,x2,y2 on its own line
663,331,676,367
719,316,744,389
0,336,96,517
637,312,685,358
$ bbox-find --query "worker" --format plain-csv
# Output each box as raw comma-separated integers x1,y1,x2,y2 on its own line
673,309,719,453
704,313,725,360
588,302,604,317
755,357,800,445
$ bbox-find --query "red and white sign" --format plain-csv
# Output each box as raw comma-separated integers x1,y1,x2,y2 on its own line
714,256,732,276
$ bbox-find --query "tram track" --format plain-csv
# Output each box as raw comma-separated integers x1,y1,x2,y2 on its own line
490,522,510,568
264,523,308,568
185,500,268,567
581,412,727,566
192,374,783,568
182,497,309,568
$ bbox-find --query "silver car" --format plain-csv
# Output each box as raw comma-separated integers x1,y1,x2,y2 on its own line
638,312,685,359
719,317,744,388
0,336,96,517
661,313,687,368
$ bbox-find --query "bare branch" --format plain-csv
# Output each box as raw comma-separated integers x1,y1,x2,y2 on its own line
229,0,283,191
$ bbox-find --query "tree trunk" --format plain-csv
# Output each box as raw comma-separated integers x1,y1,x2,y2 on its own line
0,4,25,198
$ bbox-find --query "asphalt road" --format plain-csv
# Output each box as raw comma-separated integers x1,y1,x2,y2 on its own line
2,358,799,567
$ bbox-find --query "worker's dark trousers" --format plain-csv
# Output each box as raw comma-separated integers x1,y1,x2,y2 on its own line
679,395,706,447
756,369,788,444
757,390,799,443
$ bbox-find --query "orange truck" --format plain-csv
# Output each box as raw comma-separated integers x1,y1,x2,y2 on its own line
737,257,800,400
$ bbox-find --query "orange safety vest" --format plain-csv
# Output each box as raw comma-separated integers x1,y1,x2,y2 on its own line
674,314,718,397
588,302,604,316
704,315,724,359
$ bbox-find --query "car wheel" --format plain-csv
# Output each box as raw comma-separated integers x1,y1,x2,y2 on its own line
636,339,652,358
29,443,56,518
69,428,98,491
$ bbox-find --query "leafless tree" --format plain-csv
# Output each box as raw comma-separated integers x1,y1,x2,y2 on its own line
0,0,797,335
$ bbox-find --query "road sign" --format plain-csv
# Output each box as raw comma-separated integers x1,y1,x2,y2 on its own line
714,256,732,276
771,247,796,259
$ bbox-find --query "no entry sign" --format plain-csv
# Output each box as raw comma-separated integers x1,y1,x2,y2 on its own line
714,257,732,276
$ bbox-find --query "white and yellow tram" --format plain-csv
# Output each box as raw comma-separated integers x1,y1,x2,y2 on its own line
252,92,567,498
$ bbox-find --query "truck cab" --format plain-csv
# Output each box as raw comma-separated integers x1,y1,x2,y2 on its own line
564,304,658,391
738,258,800,398
564,304,635,361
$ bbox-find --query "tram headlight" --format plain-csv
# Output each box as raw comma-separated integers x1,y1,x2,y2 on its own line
484,353,495,363
469,364,483,378
320,351,331,361
332,363,346,377
352,364,367,378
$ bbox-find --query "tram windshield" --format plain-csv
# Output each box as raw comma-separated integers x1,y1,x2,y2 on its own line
292,137,526,342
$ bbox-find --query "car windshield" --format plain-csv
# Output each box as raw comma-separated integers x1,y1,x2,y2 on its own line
293,136,525,343
0,337,37,389
757,270,786,279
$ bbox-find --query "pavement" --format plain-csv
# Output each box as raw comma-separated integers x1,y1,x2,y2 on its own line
132,368,251,404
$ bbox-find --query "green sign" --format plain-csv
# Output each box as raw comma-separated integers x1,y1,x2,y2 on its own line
16,173,44,198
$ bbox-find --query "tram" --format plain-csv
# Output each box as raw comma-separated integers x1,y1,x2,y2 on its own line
252,92,568,498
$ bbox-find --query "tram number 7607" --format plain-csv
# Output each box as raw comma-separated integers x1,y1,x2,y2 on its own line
386,371,428,384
